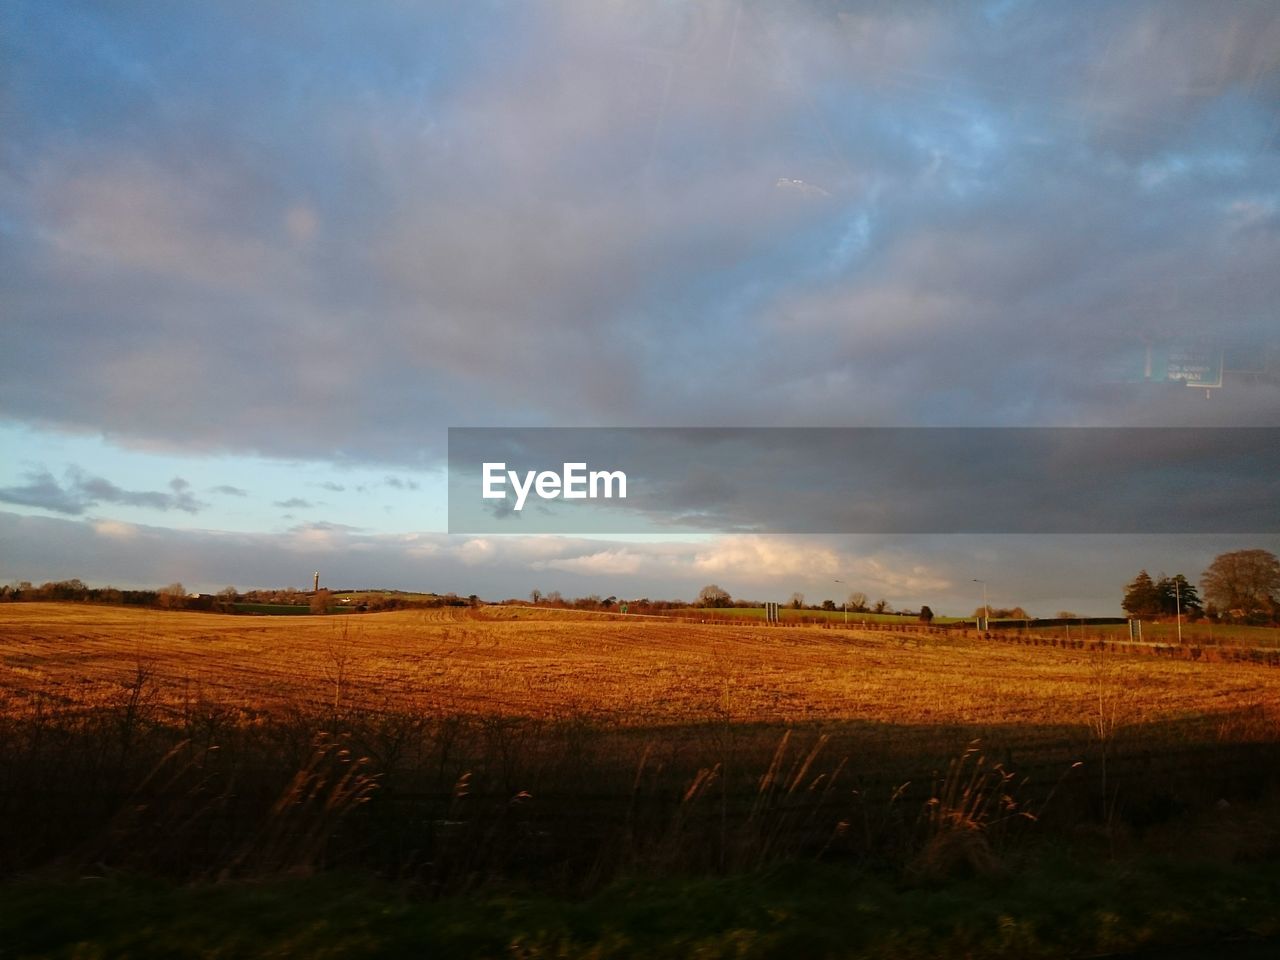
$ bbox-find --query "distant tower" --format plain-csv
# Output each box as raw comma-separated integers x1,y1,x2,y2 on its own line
313,571,320,593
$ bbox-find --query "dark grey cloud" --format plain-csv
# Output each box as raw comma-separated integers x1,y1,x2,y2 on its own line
0,467,204,515
273,497,314,510
288,520,363,534
0,470,86,515
344,477,423,494
1,0,1277,470
210,484,248,497
449,428,1280,535
75,472,202,512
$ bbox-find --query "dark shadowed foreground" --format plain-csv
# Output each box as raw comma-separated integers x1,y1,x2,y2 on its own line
3,604,1279,956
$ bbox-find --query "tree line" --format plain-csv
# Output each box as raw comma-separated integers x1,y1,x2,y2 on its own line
0,580,195,608
1122,549,1280,624
11,549,1276,626
0,581,477,615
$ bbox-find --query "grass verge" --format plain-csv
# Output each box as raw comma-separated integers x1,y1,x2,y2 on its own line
5,852,1279,959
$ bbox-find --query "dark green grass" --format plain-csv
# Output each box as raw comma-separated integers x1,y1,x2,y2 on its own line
230,603,312,616
5,853,1279,959
689,609,1280,645
690,607,964,624
330,591,444,603
230,603,355,616
1079,621,1280,646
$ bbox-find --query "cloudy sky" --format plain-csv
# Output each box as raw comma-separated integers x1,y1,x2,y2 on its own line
2,1,1278,614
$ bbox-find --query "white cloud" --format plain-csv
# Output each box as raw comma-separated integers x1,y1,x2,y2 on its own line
456,538,496,566
91,518,138,540
540,549,644,576
693,536,841,581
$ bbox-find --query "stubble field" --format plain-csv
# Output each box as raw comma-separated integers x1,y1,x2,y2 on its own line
5,602,1280,956
3,602,1280,889
4,602,1276,730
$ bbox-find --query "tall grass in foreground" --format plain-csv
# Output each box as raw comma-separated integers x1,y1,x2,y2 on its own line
3,678,1279,895
909,743,1033,881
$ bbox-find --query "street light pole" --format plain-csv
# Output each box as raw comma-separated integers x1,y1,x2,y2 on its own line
833,579,846,625
972,578,989,631
1175,576,1182,645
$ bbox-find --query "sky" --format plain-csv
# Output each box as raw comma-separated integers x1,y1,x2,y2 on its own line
2,0,1278,615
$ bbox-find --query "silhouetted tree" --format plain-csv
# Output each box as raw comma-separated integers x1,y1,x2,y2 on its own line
1155,574,1201,617
1122,570,1161,617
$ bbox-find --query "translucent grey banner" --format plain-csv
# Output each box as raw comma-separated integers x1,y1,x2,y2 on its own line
447,428,1279,534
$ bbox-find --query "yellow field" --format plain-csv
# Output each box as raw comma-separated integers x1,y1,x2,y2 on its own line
3,602,1277,733
6,601,1280,896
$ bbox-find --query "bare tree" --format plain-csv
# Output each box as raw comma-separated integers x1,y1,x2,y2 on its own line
215,585,238,612
788,591,805,610
323,634,352,713
1202,549,1280,619
310,589,333,614
847,591,868,612
157,582,187,610
697,584,732,608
